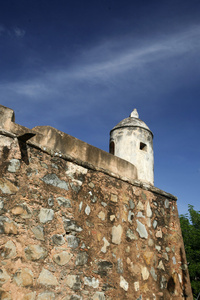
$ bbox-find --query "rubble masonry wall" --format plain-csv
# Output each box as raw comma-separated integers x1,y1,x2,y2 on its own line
0,132,192,300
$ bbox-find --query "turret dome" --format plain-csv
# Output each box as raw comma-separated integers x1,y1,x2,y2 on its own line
110,109,153,136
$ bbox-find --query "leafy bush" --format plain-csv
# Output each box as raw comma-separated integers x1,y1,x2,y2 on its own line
180,205,200,299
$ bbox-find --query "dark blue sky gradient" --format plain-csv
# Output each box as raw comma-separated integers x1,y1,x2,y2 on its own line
0,0,200,215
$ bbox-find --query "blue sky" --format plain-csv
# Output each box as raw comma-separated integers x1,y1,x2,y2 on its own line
0,0,200,215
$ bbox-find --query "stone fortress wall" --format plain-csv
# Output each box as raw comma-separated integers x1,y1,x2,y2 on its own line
0,105,192,299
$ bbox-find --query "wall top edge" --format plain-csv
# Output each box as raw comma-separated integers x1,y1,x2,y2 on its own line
0,105,177,200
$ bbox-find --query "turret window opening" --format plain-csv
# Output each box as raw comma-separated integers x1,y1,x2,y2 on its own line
140,142,147,152
109,141,115,155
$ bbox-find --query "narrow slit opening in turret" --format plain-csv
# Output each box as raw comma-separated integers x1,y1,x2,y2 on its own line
140,142,147,152
109,141,115,155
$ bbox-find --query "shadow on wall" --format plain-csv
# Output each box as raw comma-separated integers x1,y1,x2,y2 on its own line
17,133,36,165
180,247,189,299
166,247,189,299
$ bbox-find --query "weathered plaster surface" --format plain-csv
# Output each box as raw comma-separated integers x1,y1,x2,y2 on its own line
110,110,154,185
110,127,154,185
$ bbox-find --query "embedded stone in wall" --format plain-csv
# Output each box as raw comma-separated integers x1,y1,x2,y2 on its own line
148,238,154,247
66,161,88,178
37,292,55,300
97,261,113,277
75,251,88,266
48,196,54,206
7,159,20,173
0,268,10,286
157,260,165,271
172,256,176,264
147,218,151,227
126,228,138,241
137,212,144,218
141,266,149,280
11,204,32,219
128,211,134,224
111,194,118,203
41,173,69,190
134,281,139,292
91,195,97,203
0,178,18,194
53,251,73,266
70,180,82,192
92,292,105,300
85,205,91,215
129,199,135,209
120,276,128,291
88,182,95,189
39,208,54,223
165,199,169,208
65,275,81,291
127,260,141,277
153,220,157,229
110,215,115,221
37,268,58,286
52,234,65,245
146,202,152,217
84,277,99,288
56,197,72,208
101,237,110,253
0,198,3,210
150,267,157,281
66,235,79,249
112,225,122,245
155,245,161,252
160,275,167,289
137,201,144,210
79,201,83,212
1,240,16,258
4,221,18,234
162,252,169,261
143,252,154,265
117,258,123,274
98,211,105,221
63,218,83,233
32,226,45,241
25,244,48,261
136,220,148,239
0,289,11,300
0,217,18,234
13,268,34,287
155,228,162,238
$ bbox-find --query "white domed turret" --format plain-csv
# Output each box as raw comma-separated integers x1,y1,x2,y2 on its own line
109,109,154,185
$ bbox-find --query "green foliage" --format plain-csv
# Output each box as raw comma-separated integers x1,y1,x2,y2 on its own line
180,205,200,298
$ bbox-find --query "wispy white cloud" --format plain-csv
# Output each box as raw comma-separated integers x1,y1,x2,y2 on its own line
1,24,200,115
13,27,26,38
0,24,26,38
63,25,200,80
13,82,48,97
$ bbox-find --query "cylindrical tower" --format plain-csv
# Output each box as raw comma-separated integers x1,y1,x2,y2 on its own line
109,109,154,185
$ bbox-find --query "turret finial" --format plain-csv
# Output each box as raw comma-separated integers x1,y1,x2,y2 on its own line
130,109,139,118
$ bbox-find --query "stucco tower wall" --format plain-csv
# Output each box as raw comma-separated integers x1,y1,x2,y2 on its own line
110,125,154,185
110,109,154,185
